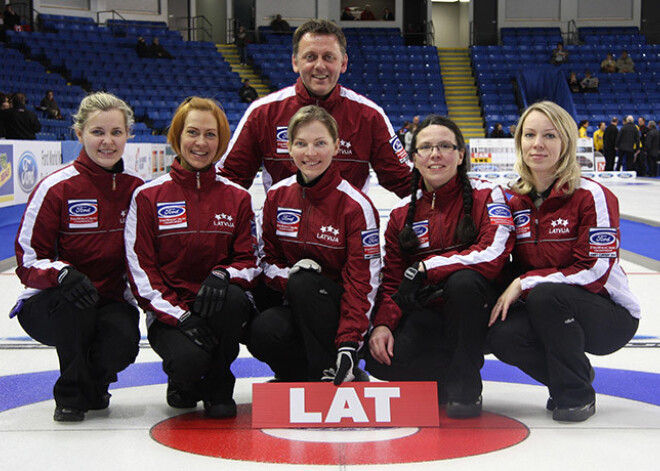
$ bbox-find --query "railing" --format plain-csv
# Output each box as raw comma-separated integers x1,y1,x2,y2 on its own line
566,19,578,45
96,9,127,26
175,15,212,42
427,20,435,46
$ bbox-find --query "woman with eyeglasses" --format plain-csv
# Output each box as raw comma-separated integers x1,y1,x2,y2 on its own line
125,97,260,418
487,101,640,422
366,115,515,418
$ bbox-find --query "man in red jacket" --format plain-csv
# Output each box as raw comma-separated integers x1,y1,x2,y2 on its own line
217,19,412,198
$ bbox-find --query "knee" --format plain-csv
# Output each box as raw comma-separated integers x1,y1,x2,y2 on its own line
444,270,488,297
164,348,212,383
525,283,569,316
246,308,295,358
286,269,320,298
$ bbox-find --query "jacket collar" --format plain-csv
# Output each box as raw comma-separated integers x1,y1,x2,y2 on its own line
294,77,342,110
74,148,124,176
295,165,342,204
420,173,462,205
170,158,217,189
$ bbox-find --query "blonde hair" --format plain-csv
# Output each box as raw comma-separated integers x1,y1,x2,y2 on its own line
512,101,582,195
167,97,231,163
287,105,339,147
72,92,134,133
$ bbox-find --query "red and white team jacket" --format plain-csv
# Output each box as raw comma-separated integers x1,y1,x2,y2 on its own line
372,175,516,332
510,177,641,318
15,150,144,303
261,167,381,346
217,77,412,197
125,159,260,326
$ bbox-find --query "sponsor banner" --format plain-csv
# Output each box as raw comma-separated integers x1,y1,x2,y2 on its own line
5,140,63,208
0,144,14,204
124,143,171,181
252,381,439,428
577,138,595,171
469,138,515,171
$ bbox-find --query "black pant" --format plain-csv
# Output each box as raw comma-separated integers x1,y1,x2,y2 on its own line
148,284,251,402
487,283,638,408
247,270,343,381
17,289,140,410
365,270,497,402
616,149,635,171
647,153,659,177
603,148,616,171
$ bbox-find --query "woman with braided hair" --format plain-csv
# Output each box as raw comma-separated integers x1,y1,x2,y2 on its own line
366,115,515,418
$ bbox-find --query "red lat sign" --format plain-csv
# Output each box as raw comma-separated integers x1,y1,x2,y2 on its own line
252,381,439,428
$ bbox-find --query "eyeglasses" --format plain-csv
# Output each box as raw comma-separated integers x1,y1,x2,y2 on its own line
414,142,458,157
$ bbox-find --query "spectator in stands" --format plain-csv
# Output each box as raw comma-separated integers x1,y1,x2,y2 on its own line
405,116,420,153
567,72,581,93
3,5,21,31
136,36,152,58
550,42,569,66
578,120,589,138
396,121,410,143
0,92,10,110
382,8,394,21
38,90,64,120
487,100,639,423
593,121,606,153
217,19,412,198
361,5,376,21
238,79,258,103
616,50,635,73
580,70,599,93
270,14,290,33
489,122,506,138
644,120,659,177
150,37,173,59
507,124,517,138
600,53,617,73
603,117,619,171
1,92,41,140
235,25,248,65
13,92,143,422
341,7,355,21
615,115,640,171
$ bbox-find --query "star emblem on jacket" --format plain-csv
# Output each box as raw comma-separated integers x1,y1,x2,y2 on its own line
317,224,340,243
549,217,570,234
339,139,353,155
214,213,235,228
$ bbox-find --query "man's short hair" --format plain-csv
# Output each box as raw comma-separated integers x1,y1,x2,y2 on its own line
292,19,347,56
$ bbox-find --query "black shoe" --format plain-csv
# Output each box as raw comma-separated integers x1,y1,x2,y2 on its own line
90,387,111,411
552,401,595,422
166,380,199,409
54,406,85,422
203,399,237,418
446,396,482,419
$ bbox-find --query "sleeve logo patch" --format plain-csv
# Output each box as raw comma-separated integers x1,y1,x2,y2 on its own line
487,203,514,227
412,220,430,248
276,207,302,237
276,126,289,154
361,229,381,259
588,227,618,258
513,209,531,239
157,201,187,230
68,199,99,229
389,135,409,163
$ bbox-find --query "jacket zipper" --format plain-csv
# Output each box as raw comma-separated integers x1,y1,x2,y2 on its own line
112,173,116,191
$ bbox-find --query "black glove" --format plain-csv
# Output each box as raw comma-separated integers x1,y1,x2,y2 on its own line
392,265,427,311
177,311,218,352
321,341,358,385
57,267,99,309
193,268,229,319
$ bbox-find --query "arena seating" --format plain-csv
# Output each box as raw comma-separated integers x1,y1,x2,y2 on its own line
6,15,244,136
472,27,660,135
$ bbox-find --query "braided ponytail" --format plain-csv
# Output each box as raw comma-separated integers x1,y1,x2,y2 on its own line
456,167,478,244
398,167,422,253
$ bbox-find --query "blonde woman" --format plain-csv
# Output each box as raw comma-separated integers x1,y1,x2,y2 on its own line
14,92,143,421
487,101,640,422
